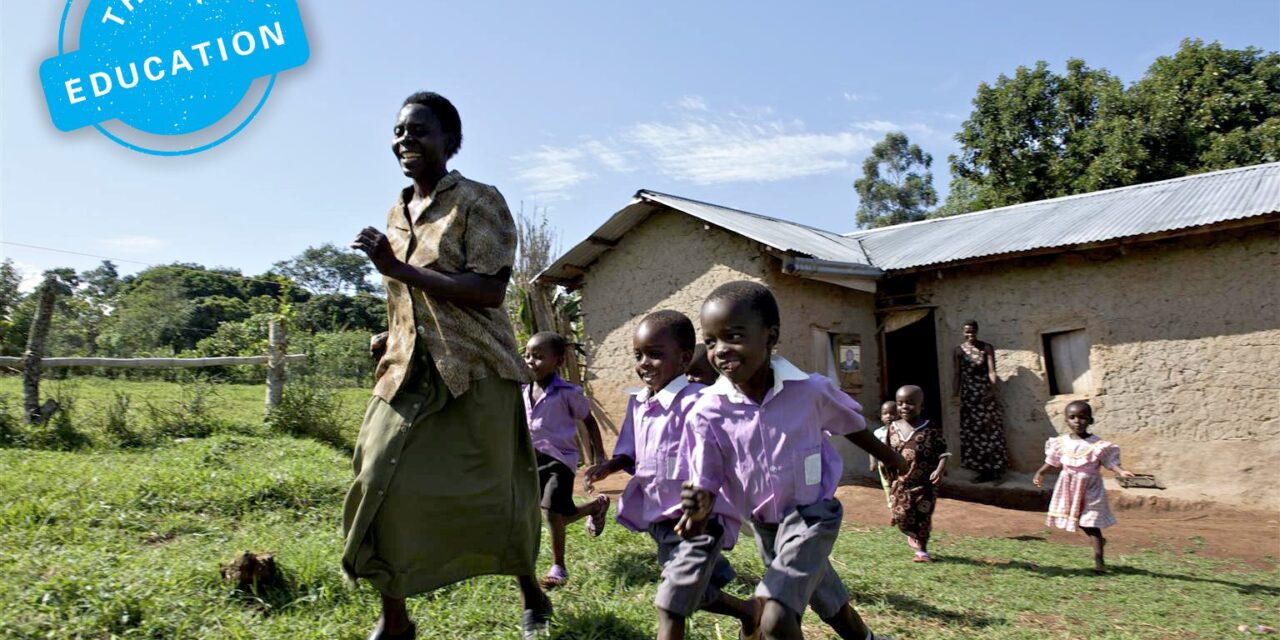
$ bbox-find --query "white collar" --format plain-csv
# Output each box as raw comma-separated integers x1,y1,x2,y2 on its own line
705,355,807,404
636,375,690,410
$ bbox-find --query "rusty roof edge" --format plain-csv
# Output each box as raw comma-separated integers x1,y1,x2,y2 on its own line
533,194,652,286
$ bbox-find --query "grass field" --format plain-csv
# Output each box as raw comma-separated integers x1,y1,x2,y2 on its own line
0,377,1276,639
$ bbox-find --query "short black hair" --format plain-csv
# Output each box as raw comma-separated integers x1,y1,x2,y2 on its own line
402,91,463,158
639,310,696,352
529,331,566,356
963,319,979,330
1065,399,1093,416
703,281,780,329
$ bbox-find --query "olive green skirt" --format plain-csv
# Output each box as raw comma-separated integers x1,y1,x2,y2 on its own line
341,356,540,598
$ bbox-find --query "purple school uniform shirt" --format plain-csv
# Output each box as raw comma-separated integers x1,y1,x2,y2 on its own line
612,376,742,547
523,375,591,469
686,355,866,524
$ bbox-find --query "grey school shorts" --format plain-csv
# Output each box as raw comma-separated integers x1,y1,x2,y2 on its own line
649,518,737,617
751,498,850,620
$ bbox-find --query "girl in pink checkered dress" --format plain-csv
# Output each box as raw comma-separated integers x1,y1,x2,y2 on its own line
1033,400,1136,573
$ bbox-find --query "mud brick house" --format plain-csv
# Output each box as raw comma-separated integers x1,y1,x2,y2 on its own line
537,162,1280,510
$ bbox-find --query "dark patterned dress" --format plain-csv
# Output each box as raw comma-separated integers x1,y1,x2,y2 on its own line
957,342,1009,473
888,420,949,545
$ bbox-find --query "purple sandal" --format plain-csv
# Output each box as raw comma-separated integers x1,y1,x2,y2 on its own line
540,563,568,589
585,495,609,537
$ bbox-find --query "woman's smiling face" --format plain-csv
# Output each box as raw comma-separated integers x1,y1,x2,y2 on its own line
392,104,451,179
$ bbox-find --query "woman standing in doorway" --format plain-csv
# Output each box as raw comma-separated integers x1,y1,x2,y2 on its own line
344,91,550,640
953,320,1009,483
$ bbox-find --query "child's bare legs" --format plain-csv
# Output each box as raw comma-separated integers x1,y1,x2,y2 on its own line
759,599,804,640
702,592,760,636
821,602,872,640
1082,527,1106,572
546,499,607,572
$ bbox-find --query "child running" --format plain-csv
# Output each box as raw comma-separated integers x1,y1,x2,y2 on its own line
522,331,609,589
869,401,899,508
678,281,905,640
583,311,759,640
1033,400,1136,573
887,385,949,563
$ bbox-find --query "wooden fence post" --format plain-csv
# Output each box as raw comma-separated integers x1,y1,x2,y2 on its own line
264,319,287,418
23,275,59,424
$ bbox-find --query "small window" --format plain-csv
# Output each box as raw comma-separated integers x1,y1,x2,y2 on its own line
1043,329,1092,395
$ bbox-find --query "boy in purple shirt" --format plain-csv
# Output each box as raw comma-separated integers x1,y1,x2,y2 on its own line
522,331,609,589
678,281,906,640
584,311,760,640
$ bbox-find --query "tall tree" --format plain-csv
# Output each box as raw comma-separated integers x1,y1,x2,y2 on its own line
853,132,938,228
944,59,1133,214
273,243,376,296
1130,38,1280,179
0,259,21,320
942,41,1279,216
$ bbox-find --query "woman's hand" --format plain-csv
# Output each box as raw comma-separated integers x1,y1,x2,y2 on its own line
1032,471,1045,487
351,227,400,275
370,331,389,361
929,468,945,486
1117,469,1136,478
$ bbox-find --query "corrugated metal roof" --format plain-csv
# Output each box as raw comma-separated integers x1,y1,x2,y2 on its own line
537,190,874,284
537,162,1280,284
846,162,1280,271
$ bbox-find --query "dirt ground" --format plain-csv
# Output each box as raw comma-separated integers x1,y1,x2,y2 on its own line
579,477,1280,569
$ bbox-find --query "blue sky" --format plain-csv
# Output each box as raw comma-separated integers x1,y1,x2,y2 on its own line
3,1,1277,289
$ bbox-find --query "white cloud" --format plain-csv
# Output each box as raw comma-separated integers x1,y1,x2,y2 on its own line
511,146,595,201
676,95,709,111
511,101,937,196
843,92,861,102
582,140,633,173
625,113,874,185
853,120,939,138
102,235,165,252
12,260,44,293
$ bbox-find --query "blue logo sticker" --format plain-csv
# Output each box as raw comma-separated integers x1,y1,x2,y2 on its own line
39,0,310,155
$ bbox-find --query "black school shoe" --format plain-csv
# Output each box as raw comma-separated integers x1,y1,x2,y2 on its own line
521,598,553,639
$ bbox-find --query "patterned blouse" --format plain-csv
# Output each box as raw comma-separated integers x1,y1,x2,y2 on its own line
373,170,531,400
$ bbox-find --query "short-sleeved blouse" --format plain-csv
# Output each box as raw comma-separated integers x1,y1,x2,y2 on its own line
373,171,531,400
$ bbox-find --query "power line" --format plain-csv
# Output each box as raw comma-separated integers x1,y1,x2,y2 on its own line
1,240,315,293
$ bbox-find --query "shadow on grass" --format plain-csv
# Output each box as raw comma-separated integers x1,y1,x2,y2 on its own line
603,549,663,585
860,588,1003,629
551,610,650,640
933,556,1280,595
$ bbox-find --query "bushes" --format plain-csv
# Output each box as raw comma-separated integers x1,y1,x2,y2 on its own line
265,379,349,450
145,381,225,439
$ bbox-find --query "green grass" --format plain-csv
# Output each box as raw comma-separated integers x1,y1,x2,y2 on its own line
0,376,370,449
0,377,1276,638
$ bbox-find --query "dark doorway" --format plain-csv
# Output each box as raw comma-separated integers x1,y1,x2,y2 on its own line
883,310,943,425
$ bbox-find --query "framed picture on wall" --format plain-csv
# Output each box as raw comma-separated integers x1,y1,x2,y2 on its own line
831,333,862,392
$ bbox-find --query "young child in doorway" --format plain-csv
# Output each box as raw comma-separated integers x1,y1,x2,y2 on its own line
887,386,950,563
869,401,899,509
583,311,759,640
1033,400,1136,573
523,331,609,589
678,281,906,640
